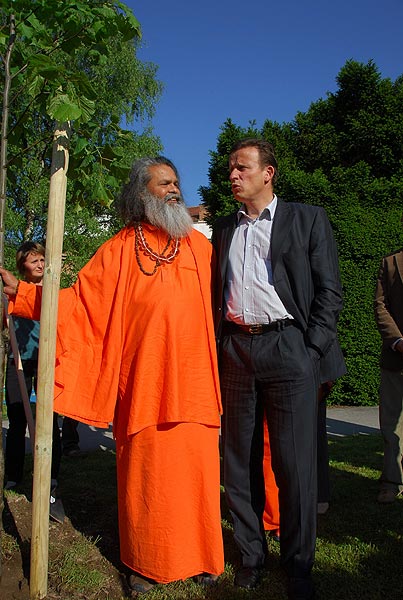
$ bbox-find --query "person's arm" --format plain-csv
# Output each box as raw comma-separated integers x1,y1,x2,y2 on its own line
374,257,403,349
0,268,42,320
393,339,403,354
304,208,343,356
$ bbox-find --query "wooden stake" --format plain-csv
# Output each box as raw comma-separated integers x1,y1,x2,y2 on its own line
5,309,36,445
30,123,70,600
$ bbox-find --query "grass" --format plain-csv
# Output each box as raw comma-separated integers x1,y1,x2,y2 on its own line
2,433,403,599
49,536,106,593
1,530,19,559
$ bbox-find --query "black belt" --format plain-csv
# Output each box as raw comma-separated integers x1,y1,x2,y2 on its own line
222,318,295,336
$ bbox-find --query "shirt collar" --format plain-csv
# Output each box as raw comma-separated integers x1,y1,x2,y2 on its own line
237,195,278,223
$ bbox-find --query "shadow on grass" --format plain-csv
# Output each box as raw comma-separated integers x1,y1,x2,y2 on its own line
57,448,121,571
314,434,403,599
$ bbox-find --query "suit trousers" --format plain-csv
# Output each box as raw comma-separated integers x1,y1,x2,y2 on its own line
220,323,319,579
379,369,403,491
62,416,80,452
317,385,331,503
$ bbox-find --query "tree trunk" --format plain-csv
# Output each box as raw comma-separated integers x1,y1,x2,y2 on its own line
0,14,16,584
30,122,70,600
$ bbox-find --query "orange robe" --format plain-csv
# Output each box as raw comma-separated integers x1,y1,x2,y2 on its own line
10,225,224,582
263,415,280,532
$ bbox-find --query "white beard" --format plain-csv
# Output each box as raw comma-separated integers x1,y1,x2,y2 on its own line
143,191,194,238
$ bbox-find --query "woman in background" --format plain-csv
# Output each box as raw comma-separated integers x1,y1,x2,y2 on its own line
4,241,62,513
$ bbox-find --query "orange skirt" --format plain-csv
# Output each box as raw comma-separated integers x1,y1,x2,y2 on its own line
116,422,224,583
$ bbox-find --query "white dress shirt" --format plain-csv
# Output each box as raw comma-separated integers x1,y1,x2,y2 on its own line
224,196,293,325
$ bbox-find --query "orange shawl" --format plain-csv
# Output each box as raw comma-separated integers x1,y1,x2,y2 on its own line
9,226,222,432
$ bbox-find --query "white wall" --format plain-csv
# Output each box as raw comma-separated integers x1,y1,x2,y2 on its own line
193,222,212,240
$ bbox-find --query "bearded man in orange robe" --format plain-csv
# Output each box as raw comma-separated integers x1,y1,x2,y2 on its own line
1,157,224,594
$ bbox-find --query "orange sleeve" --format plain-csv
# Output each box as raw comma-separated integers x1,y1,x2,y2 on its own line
8,231,130,428
8,281,42,320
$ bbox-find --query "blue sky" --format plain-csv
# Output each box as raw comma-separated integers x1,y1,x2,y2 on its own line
125,0,403,206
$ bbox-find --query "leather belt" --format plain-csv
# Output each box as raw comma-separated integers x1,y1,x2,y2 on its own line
222,318,295,336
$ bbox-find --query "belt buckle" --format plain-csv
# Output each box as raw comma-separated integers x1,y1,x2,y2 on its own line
248,324,263,334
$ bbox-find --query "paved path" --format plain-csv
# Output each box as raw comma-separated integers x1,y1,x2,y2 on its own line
1,418,115,453
2,406,380,454
326,406,379,437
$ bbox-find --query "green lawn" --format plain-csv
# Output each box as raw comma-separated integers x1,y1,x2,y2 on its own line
3,433,403,599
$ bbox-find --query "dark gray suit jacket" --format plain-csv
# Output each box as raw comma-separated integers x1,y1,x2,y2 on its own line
212,198,343,359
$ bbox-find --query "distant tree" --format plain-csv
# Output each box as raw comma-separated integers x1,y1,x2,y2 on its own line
291,59,403,178
201,60,403,406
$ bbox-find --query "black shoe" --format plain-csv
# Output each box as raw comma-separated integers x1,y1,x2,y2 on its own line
289,592,315,600
63,446,88,458
234,566,263,589
128,572,157,594
194,573,219,586
49,487,65,524
5,480,18,491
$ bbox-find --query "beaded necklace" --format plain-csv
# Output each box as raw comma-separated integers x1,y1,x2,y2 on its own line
134,221,180,276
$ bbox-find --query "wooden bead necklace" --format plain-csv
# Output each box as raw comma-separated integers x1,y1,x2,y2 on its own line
134,221,180,276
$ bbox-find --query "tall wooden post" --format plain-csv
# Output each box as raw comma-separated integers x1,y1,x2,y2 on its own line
30,123,70,600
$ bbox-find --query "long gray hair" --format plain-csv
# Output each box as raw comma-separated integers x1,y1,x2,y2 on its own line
118,156,180,224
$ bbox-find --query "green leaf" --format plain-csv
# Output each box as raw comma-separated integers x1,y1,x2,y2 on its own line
0,32,9,48
68,72,97,100
105,174,119,188
92,180,111,206
28,54,64,79
72,137,89,156
76,95,96,123
115,2,142,39
101,145,120,160
18,22,34,39
47,94,82,121
26,74,46,98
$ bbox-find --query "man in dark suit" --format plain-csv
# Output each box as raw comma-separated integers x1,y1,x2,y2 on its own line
374,249,403,504
212,139,343,600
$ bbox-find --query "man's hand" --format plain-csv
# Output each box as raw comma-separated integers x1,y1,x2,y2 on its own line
395,339,403,354
0,267,20,296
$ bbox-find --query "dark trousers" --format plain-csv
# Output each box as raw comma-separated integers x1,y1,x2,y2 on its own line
5,358,62,484
379,369,403,490
317,386,331,503
220,324,319,580
62,417,80,452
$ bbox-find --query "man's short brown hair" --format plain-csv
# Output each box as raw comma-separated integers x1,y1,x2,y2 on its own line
230,138,278,184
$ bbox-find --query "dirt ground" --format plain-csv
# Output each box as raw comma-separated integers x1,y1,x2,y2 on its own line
1,492,132,600
1,450,134,600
